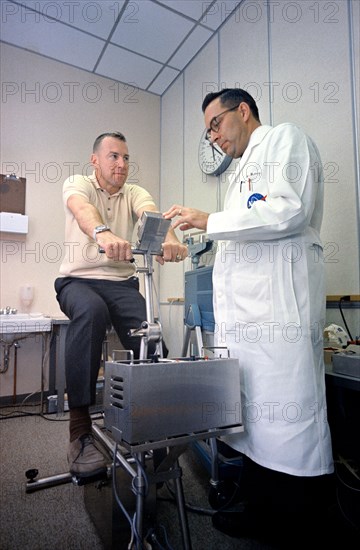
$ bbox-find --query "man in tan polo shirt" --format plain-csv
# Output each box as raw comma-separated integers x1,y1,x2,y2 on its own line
55,131,187,478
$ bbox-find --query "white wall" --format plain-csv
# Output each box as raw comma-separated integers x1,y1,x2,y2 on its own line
0,43,160,396
159,0,360,353
0,43,161,316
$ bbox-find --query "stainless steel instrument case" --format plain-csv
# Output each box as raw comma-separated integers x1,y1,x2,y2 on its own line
104,358,242,445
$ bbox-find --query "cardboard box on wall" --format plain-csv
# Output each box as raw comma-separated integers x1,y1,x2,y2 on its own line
0,174,26,214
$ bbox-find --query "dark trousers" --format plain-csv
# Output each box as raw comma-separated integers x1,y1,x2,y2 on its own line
55,276,163,409
241,455,335,547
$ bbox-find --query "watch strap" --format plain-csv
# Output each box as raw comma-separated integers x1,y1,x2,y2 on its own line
93,225,110,241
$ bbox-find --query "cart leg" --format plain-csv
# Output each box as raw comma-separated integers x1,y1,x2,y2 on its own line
173,459,192,550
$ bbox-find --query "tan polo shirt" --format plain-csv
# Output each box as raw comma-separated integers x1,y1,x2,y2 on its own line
59,172,156,280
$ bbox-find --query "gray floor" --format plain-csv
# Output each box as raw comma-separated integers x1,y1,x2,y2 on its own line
0,404,279,550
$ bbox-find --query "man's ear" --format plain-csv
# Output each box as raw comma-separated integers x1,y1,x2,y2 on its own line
238,101,251,121
90,153,97,167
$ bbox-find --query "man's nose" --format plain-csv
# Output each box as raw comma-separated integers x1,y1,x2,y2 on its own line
209,129,220,143
116,156,126,167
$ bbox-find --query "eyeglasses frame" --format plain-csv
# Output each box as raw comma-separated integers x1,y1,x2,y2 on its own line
205,103,241,142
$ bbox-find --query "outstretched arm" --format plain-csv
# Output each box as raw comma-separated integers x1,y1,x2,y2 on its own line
163,204,209,232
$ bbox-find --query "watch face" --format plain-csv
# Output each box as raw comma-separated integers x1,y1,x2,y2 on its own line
198,130,232,176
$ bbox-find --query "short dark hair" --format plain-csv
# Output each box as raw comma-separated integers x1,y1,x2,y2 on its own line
93,131,126,152
202,88,260,122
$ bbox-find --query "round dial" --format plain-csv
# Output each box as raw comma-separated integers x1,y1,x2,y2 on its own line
198,129,232,176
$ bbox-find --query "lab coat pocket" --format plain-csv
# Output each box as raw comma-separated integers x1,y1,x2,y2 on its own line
232,274,273,324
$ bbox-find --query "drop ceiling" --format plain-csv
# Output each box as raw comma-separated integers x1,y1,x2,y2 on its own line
0,0,242,95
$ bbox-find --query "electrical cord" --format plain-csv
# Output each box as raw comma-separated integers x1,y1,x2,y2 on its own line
112,440,174,550
112,443,141,549
158,524,174,550
334,457,360,532
158,492,215,517
0,401,70,421
335,457,360,488
161,480,215,517
160,451,244,516
112,442,147,550
145,524,175,550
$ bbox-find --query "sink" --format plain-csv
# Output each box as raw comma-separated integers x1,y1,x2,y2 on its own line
0,313,52,335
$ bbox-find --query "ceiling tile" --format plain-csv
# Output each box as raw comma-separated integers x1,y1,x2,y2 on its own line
156,0,209,21
96,44,163,89
169,25,213,70
111,0,194,63
0,5,104,70
9,0,125,39
0,0,243,96
200,0,242,30
147,66,180,95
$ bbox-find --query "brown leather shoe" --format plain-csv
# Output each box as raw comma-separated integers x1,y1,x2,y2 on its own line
68,434,107,477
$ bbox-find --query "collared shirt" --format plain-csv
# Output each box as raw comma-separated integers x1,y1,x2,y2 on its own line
59,171,156,280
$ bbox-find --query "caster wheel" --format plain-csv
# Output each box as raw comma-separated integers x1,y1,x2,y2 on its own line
208,479,241,510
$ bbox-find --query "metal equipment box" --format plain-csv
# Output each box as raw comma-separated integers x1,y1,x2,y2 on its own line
332,352,360,379
104,358,242,445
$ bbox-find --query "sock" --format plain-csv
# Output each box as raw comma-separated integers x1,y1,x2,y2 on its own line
69,406,92,442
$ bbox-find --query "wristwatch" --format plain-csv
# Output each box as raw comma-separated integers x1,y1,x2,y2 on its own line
93,224,110,241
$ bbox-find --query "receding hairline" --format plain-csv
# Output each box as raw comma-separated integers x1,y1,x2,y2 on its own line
93,132,127,153
202,88,260,122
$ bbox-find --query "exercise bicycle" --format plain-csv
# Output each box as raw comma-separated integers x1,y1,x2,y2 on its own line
25,212,243,549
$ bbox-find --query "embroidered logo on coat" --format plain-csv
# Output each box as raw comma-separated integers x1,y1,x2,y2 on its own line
247,193,267,209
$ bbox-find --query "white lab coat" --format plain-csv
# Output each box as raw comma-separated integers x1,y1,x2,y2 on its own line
207,123,334,476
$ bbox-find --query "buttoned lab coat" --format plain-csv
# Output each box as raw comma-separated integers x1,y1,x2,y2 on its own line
207,123,334,476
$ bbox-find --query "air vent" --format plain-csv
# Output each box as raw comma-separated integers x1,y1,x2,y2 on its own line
110,375,125,409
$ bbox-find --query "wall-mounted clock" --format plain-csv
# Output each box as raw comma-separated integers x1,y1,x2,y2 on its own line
198,129,232,176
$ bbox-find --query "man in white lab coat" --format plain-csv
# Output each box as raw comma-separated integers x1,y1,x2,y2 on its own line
164,88,334,546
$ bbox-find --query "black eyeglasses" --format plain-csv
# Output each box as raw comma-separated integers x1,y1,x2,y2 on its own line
205,104,240,141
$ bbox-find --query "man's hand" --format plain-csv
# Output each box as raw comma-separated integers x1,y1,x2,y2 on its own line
156,240,188,265
163,205,209,232
96,232,133,261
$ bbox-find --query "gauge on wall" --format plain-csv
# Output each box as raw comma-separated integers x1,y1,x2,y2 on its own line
198,129,232,176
